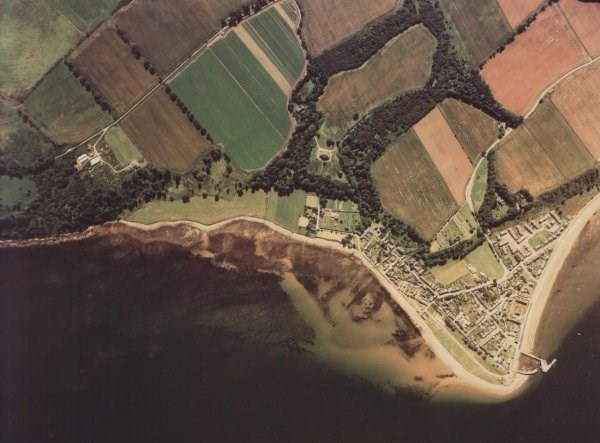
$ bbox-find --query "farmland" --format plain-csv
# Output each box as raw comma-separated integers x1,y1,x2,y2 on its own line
24,64,111,145
438,99,498,163
439,0,512,64
481,5,588,115
171,12,303,170
266,191,307,232
120,92,213,173
372,130,458,240
559,0,600,58
413,108,473,204
1,0,79,95
496,0,544,29
70,27,157,114
496,99,595,195
318,25,436,135
550,61,600,160
105,127,144,166
47,0,119,32
114,0,246,74
298,0,401,55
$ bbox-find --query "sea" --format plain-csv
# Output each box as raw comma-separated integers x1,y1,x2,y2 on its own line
1,218,599,443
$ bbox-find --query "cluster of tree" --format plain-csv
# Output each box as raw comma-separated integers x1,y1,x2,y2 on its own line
420,230,485,267
64,61,113,113
115,27,157,75
537,167,600,206
163,86,213,143
221,0,275,27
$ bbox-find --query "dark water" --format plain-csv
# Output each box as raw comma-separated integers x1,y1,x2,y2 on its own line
1,233,599,443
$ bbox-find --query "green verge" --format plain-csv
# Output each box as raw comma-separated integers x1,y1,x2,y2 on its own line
471,158,488,212
266,190,306,232
48,0,120,32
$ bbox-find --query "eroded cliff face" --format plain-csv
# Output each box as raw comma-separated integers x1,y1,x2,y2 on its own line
97,220,455,398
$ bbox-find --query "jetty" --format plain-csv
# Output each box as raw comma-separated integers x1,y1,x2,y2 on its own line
521,352,557,373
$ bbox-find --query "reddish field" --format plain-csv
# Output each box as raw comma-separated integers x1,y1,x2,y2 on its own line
70,26,156,114
551,61,600,160
114,0,246,74
298,0,401,55
121,92,213,173
413,107,473,204
481,5,588,115
559,0,600,58
496,0,544,28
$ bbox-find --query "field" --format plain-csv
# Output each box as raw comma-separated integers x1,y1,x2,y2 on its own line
496,0,544,29
372,130,458,240
298,0,401,55
318,25,436,135
438,99,498,163
126,191,268,225
528,230,552,250
496,100,594,195
120,92,213,173
70,27,157,114
481,5,588,115
171,23,300,170
440,0,512,64
114,0,246,74
434,204,478,250
413,108,473,204
430,259,470,285
0,0,79,95
559,0,600,58
266,191,307,232
105,127,144,166
48,0,119,32
464,243,504,281
24,64,111,144
0,176,37,217
550,61,600,160
242,8,305,85
471,159,489,212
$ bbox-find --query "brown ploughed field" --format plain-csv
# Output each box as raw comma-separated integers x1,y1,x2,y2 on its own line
114,0,246,74
120,92,213,173
496,0,544,29
551,61,600,160
413,107,473,204
558,0,600,58
298,0,402,55
70,26,156,114
481,5,588,115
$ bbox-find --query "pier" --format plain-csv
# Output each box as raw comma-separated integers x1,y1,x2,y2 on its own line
520,352,557,373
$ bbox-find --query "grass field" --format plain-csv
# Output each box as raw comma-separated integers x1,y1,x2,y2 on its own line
550,61,600,160
430,259,470,285
171,29,296,169
496,0,544,29
298,0,401,55
528,230,552,250
496,99,595,195
48,0,119,32
24,64,111,144
114,0,246,74
559,0,600,58
318,25,436,136
438,99,498,163
243,8,305,84
0,0,79,95
0,176,37,217
70,27,156,113
481,5,588,115
465,243,504,281
266,191,307,232
471,159,489,212
105,126,144,166
434,204,478,250
413,107,473,204
121,92,213,173
126,191,268,225
439,0,512,63
372,129,458,240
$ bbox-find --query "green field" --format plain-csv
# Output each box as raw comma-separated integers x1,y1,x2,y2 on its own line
48,0,119,32
0,176,37,217
465,243,504,281
372,129,458,240
105,126,144,166
0,0,79,95
528,230,552,250
244,8,305,83
126,191,268,225
430,259,471,285
266,190,307,231
172,30,294,169
24,64,111,144
471,159,488,211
